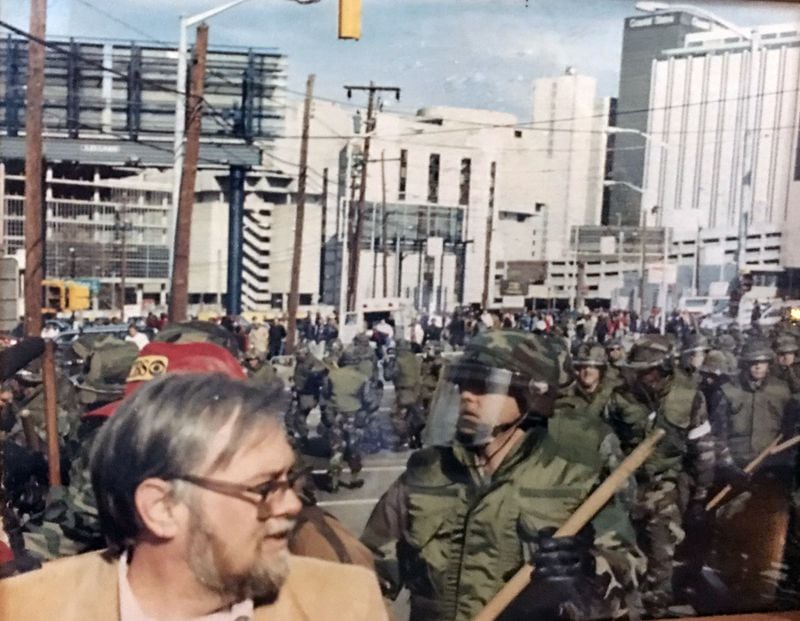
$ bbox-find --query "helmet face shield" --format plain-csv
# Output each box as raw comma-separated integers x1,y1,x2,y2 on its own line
444,361,527,397
424,359,531,448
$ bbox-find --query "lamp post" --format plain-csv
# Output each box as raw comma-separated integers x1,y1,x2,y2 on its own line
170,0,256,278
635,2,760,271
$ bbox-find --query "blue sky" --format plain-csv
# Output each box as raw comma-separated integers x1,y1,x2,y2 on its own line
2,0,798,118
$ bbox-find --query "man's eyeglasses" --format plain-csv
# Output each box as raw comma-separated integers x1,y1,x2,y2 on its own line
175,471,302,519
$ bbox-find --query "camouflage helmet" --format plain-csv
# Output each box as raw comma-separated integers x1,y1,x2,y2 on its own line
699,349,735,376
459,330,560,388
353,333,370,346
154,320,240,356
604,338,624,351
682,333,710,354
739,337,774,364
715,334,737,353
624,335,674,371
395,339,412,352
773,334,799,355
328,338,344,356
572,343,607,368
338,349,359,368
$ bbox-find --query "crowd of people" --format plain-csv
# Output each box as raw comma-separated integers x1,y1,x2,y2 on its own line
0,303,799,620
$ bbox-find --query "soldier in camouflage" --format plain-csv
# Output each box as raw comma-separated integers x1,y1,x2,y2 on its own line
604,338,626,389
243,347,283,392
319,350,373,492
678,333,710,386
419,340,444,419
343,334,384,451
697,350,749,489
704,337,800,611
606,335,716,617
551,344,623,477
324,338,344,367
285,345,325,444
345,333,379,379
773,334,800,394
390,340,423,450
362,330,644,621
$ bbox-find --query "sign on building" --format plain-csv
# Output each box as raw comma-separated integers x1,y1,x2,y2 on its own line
426,237,443,258
599,236,616,255
647,263,677,285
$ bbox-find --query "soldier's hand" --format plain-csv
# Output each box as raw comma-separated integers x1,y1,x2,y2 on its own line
683,498,707,534
499,526,598,620
717,464,751,491
532,526,596,580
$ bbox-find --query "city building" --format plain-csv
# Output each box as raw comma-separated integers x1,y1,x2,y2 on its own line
0,36,284,315
608,11,711,226
643,22,800,297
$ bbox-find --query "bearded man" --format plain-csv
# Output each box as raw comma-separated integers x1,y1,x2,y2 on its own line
0,373,385,620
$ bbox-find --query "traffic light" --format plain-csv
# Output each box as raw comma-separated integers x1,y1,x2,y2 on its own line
66,282,91,311
338,0,361,40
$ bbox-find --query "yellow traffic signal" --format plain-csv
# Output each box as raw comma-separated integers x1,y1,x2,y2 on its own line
338,0,361,40
66,282,91,311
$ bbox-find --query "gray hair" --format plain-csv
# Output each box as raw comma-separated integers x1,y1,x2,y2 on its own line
90,372,283,553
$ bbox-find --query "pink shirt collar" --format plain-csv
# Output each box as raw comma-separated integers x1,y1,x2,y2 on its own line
118,551,254,621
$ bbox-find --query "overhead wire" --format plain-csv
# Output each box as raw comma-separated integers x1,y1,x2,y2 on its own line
5,18,796,149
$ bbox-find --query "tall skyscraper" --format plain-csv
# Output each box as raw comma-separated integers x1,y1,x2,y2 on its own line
608,11,710,225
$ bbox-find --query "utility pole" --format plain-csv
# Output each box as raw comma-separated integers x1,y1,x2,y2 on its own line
319,167,328,301
638,208,648,321
482,162,497,309
169,24,208,323
344,83,400,312
116,203,132,321
381,151,389,298
24,0,47,337
285,74,314,355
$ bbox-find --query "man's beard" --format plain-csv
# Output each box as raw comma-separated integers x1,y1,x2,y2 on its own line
186,510,295,604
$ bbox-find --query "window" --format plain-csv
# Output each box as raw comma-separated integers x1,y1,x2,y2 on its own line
459,158,471,206
398,149,408,201
428,153,440,204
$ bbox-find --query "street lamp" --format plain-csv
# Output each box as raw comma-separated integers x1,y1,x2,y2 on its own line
603,179,646,196
606,126,670,151
635,2,760,271
170,0,256,277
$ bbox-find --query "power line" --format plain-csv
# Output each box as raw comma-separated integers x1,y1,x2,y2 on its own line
5,19,794,149
0,19,261,138
72,0,167,45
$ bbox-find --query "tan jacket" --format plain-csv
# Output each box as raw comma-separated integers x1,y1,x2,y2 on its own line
0,550,387,621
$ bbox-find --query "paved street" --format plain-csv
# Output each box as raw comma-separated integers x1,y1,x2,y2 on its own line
297,383,413,618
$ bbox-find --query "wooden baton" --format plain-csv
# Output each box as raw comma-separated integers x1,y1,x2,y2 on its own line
473,428,666,621
19,409,40,453
705,435,782,512
769,434,800,455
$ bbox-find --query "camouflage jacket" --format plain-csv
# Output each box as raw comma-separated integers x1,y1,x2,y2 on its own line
607,373,715,500
361,428,643,621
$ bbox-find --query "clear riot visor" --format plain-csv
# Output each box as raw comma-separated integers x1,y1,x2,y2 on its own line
423,361,529,447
